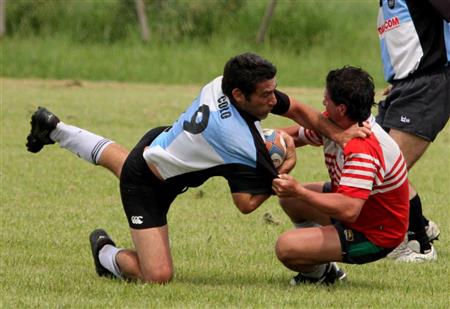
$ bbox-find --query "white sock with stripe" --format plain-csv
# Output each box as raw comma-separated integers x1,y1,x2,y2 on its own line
99,244,123,279
49,122,113,164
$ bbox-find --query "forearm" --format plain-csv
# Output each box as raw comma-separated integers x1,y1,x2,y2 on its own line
295,188,356,222
279,125,307,147
284,98,341,141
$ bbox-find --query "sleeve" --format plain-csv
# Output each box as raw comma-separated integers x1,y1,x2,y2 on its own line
337,185,371,200
223,165,274,195
298,127,323,146
337,139,379,199
271,90,291,115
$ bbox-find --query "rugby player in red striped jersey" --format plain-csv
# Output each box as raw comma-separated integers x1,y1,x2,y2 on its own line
272,66,409,285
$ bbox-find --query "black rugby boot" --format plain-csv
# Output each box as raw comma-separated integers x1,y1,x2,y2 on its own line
26,106,60,153
290,263,344,286
89,229,116,277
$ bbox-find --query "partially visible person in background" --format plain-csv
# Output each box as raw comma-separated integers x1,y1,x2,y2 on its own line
376,0,450,262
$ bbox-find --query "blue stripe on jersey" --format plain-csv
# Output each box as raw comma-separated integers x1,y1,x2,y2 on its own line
148,77,258,180
445,22,450,63
378,0,415,81
150,96,256,167
202,105,256,167
150,96,202,149
380,38,395,82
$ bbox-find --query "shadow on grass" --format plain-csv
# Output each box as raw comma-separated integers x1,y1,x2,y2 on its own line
172,271,403,292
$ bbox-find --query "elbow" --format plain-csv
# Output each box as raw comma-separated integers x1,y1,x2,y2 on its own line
234,201,257,214
342,209,360,223
240,209,252,215
238,204,256,214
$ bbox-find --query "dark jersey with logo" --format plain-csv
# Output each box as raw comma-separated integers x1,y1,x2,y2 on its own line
378,0,450,81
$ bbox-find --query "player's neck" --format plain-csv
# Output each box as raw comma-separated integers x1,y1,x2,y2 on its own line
330,117,354,130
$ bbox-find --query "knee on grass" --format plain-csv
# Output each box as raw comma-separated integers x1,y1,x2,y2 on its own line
141,266,173,284
275,232,306,266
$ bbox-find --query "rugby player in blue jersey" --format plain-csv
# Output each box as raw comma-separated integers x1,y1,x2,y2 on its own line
376,0,449,262
26,53,368,284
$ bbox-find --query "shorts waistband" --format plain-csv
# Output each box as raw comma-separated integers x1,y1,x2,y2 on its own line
391,65,450,84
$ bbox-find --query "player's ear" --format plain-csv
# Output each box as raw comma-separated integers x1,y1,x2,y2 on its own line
337,103,347,116
231,88,246,105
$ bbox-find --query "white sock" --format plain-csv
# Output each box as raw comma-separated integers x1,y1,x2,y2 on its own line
301,263,327,279
99,244,123,279
294,220,321,229
49,122,113,164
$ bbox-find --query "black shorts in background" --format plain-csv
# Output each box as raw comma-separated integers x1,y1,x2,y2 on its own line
376,67,450,142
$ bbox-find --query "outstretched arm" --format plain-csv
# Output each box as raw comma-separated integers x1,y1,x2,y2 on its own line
283,97,371,147
279,125,308,147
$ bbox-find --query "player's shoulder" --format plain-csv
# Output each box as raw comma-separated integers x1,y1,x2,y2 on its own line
344,116,380,149
344,137,371,154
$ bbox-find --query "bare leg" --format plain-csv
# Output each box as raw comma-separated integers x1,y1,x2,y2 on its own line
389,129,429,199
116,225,173,283
275,225,342,273
389,129,434,253
97,143,129,178
389,129,429,170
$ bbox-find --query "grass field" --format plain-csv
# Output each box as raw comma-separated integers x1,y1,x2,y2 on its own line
1,78,449,308
3,1,381,87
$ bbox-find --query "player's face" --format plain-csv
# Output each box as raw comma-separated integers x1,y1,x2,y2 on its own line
323,89,342,124
242,78,278,120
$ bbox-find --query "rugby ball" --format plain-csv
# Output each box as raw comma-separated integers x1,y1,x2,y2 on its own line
263,129,287,168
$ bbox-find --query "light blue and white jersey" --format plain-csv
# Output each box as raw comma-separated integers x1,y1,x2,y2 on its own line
144,76,264,180
378,0,450,82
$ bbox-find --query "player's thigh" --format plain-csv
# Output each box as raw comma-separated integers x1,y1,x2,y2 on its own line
276,225,342,263
130,225,173,283
389,129,429,169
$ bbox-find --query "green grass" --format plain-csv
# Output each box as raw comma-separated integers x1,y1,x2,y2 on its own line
1,34,384,88
1,1,384,87
1,78,449,308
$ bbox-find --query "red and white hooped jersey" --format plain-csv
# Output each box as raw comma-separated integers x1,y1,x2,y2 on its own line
298,115,409,248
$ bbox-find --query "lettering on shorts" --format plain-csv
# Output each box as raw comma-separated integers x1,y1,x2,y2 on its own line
400,115,411,123
131,216,144,224
344,229,354,242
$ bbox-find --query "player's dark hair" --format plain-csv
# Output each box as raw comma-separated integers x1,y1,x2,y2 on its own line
326,66,375,122
222,52,277,100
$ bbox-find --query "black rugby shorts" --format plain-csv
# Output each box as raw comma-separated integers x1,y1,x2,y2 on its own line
333,222,393,264
120,127,185,229
376,67,450,142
